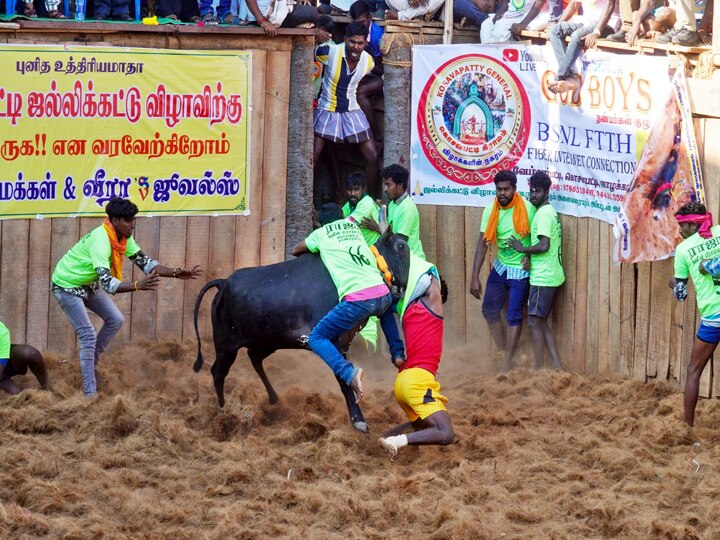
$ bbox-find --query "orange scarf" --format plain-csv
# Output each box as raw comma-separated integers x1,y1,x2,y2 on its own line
103,217,127,280
483,193,530,244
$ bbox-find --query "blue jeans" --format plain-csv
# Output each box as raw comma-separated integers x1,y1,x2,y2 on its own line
452,0,489,27
380,299,405,361
309,292,392,384
198,0,230,18
481,268,529,327
548,21,596,79
53,288,124,396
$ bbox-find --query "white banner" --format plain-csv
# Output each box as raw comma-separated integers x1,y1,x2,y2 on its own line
410,44,670,224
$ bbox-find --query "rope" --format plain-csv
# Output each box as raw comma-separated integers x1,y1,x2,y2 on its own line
380,31,420,67
693,50,717,80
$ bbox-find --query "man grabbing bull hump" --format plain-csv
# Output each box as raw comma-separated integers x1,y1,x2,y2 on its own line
292,202,393,403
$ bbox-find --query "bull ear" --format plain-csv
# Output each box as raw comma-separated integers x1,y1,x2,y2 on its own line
378,205,388,236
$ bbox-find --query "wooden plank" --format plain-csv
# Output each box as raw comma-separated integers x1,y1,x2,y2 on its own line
465,207,490,347
633,263,651,382
572,218,588,373
554,214,576,368
681,282,697,390
584,219,600,374
619,263,636,378
607,227,622,374
669,287,685,387
418,205,437,270
48,217,80,354
436,206,465,344
0,220,29,343
647,259,674,381
443,0,454,44
155,217,187,339
597,222,611,374
687,79,720,119
26,219,51,351
260,50,291,266
234,49,266,271
130,216,159,341
182,217,211,341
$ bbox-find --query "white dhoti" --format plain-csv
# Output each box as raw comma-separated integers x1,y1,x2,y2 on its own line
386,0,445,21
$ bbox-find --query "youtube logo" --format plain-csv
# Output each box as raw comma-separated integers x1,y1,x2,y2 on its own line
503,49,519,62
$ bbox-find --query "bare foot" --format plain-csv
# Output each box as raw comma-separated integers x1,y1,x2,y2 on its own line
296,22,314,28
423,11,434,22
350,368,364,403
384,9,398,20
458,16,466,28
551,77,580,94
0,378,21,395
379,437,398,461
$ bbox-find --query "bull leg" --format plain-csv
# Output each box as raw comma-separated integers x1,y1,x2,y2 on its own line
336,375,368,433
248,347,279,405
210,346,240,409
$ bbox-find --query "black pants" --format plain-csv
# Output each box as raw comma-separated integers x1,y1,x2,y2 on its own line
154,0,198,19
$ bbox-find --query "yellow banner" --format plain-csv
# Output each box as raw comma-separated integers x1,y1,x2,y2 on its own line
0,44,251,219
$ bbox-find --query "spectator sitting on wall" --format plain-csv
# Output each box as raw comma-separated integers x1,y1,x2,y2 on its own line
624,0,713,46
234,0,320,31
547,0,621,94
482,0,552,42
385,0,445,22
314,21,381,199
95,0,133,20
453,0,494,28
313,15,336,108
350,0,385,158
0,322,50,396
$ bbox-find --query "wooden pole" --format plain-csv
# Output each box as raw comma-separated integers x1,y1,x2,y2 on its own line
713,0,720,51
285,36,314,259
382,32,414,167
443,0,454,44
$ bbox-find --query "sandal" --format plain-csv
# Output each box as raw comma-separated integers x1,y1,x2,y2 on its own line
46,9,67,18
22,2,38,17
200,11,218,24
222,13,236,24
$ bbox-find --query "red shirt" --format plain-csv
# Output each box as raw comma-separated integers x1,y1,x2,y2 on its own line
400,299,443,375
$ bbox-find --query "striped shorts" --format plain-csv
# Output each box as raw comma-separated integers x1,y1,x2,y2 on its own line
313,108,372,144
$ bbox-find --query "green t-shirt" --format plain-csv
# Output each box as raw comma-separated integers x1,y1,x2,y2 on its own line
480,197,536,268
52,225,141,288
342,194,381,246
388,194,425,260
529,204,565,287
0,321,9,364
305,220,385,300
674,225,720,318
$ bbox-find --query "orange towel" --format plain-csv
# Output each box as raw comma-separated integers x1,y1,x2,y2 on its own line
103,217,127,280
483,193,530,244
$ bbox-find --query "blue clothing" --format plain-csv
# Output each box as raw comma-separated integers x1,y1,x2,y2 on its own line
697,321,720,344
380,299,405,361
482,267,530,327
308,293,392,384
198,0,231,18
94,0,130,16
453,0,489,27
368,21,384,58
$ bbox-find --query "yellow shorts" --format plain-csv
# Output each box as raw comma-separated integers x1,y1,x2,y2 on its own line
394,367,447,422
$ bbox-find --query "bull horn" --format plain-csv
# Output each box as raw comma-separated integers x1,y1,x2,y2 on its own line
378,204,388,235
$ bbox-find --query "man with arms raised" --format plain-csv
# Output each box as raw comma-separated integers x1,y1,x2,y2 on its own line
292,202,392,402
470,169,535,372
509,172,564,370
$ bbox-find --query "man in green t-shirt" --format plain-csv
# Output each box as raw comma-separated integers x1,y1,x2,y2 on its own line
470,169,535,372
292,202,392,403
670,201,720,427
509,172,564,371
0,321,49,395
51,197,203,398
380,164,426,260
342,172,381,246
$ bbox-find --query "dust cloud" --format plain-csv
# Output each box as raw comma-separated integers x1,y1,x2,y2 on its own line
1,338,719,539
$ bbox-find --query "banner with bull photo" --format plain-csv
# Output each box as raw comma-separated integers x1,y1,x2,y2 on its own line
0,44,251,220
410,44,670,224
613,68,705,263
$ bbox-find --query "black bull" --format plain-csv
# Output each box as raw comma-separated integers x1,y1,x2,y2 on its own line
193,234,411,433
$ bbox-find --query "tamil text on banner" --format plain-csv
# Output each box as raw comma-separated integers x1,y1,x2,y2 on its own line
613,68,704,263
410,44,669,224
0,44,251,219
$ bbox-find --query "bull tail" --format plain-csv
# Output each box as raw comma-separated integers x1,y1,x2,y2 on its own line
193,278,226,373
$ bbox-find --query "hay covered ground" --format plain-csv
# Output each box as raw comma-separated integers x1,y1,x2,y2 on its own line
2,339,720,539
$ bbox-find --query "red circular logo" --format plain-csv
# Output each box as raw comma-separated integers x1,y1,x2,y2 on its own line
416,53,531,186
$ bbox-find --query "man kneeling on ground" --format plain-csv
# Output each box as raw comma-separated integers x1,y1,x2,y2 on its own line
379,255,454,461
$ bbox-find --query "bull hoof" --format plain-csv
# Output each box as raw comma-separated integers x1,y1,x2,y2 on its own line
268,394,279,405
352,420,369,433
